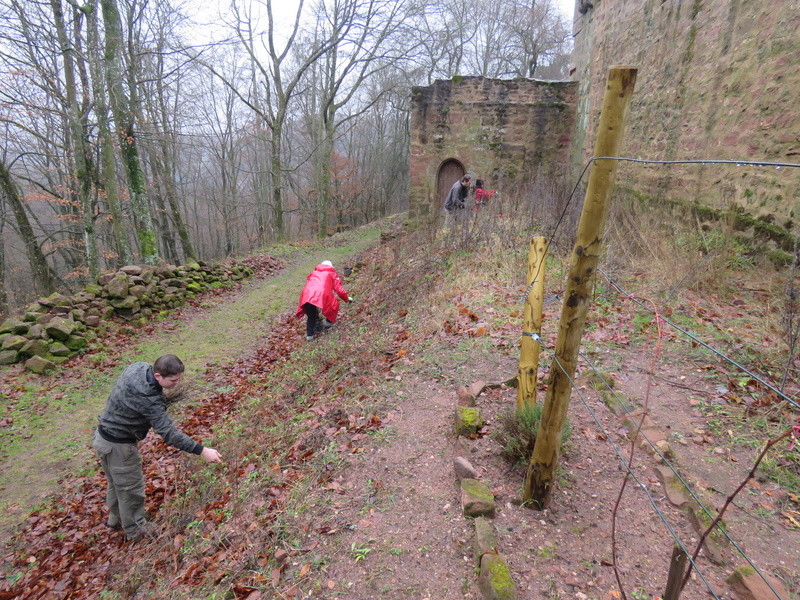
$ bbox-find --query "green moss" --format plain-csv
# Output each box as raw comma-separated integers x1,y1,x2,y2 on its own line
462,478,494,502
620,187,799,253
728,565,756,581
455,406,483,435
452,74,463,84
766,249,793,267
480,554,516,599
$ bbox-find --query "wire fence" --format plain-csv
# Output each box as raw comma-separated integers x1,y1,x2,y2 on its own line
529,154,799,600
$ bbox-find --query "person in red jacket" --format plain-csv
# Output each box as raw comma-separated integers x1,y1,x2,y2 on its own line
296,260,350,340
474,179,496,208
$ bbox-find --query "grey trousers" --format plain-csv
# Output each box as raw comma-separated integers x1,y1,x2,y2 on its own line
92,429,146,538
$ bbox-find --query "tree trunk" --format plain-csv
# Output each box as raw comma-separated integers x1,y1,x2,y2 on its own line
0,158,58,295
87,0,130,266
269,124,284,238
0,217,8,316
100,0,158,264
50,0,99,279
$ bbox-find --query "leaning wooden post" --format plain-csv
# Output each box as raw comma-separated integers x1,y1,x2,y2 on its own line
663,546,688,600
523,66,638,507
517,236,548,410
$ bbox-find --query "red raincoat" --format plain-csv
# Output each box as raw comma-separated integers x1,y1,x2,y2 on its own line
295,264,350,323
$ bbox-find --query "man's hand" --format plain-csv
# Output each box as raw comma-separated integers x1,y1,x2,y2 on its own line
201,447,223,463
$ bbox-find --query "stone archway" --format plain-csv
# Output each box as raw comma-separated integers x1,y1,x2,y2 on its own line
436,159,465,209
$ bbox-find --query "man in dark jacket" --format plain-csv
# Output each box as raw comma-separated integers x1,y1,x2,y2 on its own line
92,354,222,541
443,174,471,211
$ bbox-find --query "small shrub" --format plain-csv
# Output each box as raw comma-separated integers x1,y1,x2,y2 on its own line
493,404,572,466
493,404,543,466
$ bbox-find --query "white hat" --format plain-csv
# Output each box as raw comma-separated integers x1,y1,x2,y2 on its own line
321,260,333,267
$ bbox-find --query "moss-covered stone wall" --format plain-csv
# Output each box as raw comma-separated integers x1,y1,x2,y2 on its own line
570,0,799,232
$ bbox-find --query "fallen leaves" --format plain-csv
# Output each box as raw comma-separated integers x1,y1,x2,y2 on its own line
0,308,301,599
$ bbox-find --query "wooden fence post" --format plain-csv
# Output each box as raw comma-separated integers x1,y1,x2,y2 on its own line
663,546,688,600
517,236,547,410
523,66,638,507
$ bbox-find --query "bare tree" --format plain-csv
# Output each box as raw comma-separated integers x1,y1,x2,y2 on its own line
99,0,159,263
50,0,100,278
0,156,58,295
304,0,416,236
85,0,132,265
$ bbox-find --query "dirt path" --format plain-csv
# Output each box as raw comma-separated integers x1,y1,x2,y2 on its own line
308,373,477,599
0,226,380,536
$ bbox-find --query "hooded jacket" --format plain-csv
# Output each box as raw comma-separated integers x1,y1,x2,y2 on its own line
444,179,469,211
296,263,349,323
97,362,202,454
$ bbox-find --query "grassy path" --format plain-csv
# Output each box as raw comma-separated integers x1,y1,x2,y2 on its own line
0,225,382,534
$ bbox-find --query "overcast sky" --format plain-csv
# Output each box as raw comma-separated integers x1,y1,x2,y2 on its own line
556,0,574,19
188,0,577,35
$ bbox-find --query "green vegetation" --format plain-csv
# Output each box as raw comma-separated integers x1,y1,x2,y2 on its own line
0,223,383,530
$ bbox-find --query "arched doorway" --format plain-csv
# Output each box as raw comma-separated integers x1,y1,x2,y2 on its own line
436,159,465,208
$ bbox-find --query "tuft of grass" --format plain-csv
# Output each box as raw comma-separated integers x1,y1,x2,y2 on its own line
492,404,543,466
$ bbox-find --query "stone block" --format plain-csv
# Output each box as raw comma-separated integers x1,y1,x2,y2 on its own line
63,335,87,351
473,517,497,566
45,316,76,341
25,355,56,374
727,566,787,600
455,406,483,436
654,466,689,507
48,342,72,357
461,478,495,518
2,335,28,351
454,456,478,480
0,318,29,335
0,349,20,365
478,553,517,600
20,339,49,358
104,272,130,298
457,386,476,406
120,265,142,276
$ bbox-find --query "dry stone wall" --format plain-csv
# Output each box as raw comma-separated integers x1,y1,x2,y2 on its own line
570,0,799,233
0,260,253,373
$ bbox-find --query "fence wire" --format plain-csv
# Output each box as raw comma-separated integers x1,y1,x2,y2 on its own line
525,153,799,599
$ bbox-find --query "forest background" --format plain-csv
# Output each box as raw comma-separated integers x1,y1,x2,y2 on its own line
0,0,572,317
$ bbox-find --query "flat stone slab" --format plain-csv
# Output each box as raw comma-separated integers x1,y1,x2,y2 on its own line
478,552,517,600
727,566,788,600
654,466,689,507
461,478,495,518
473,517,497,566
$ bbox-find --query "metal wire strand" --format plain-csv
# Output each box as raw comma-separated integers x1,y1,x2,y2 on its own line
550,354,723,600
598,268,800,412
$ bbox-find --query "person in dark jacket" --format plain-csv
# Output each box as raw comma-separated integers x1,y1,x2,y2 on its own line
92,355,222,541
295,260,350,341
443,174,471,211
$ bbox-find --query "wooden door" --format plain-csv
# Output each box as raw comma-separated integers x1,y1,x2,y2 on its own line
436,159,465,207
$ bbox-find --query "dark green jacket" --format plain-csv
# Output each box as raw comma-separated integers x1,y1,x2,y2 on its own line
97,362,202,454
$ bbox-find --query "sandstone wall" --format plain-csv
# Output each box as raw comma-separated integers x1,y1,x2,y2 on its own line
409,76,577,219
570,0,799,231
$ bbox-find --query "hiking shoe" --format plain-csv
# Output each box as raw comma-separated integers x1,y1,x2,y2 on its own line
126,523,158,543
104,521,122,531
306,335,314,341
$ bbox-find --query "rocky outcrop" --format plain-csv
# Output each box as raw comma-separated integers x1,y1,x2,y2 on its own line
0,259,255,373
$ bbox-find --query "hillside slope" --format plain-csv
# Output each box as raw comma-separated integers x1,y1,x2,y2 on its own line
1,215,798,600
